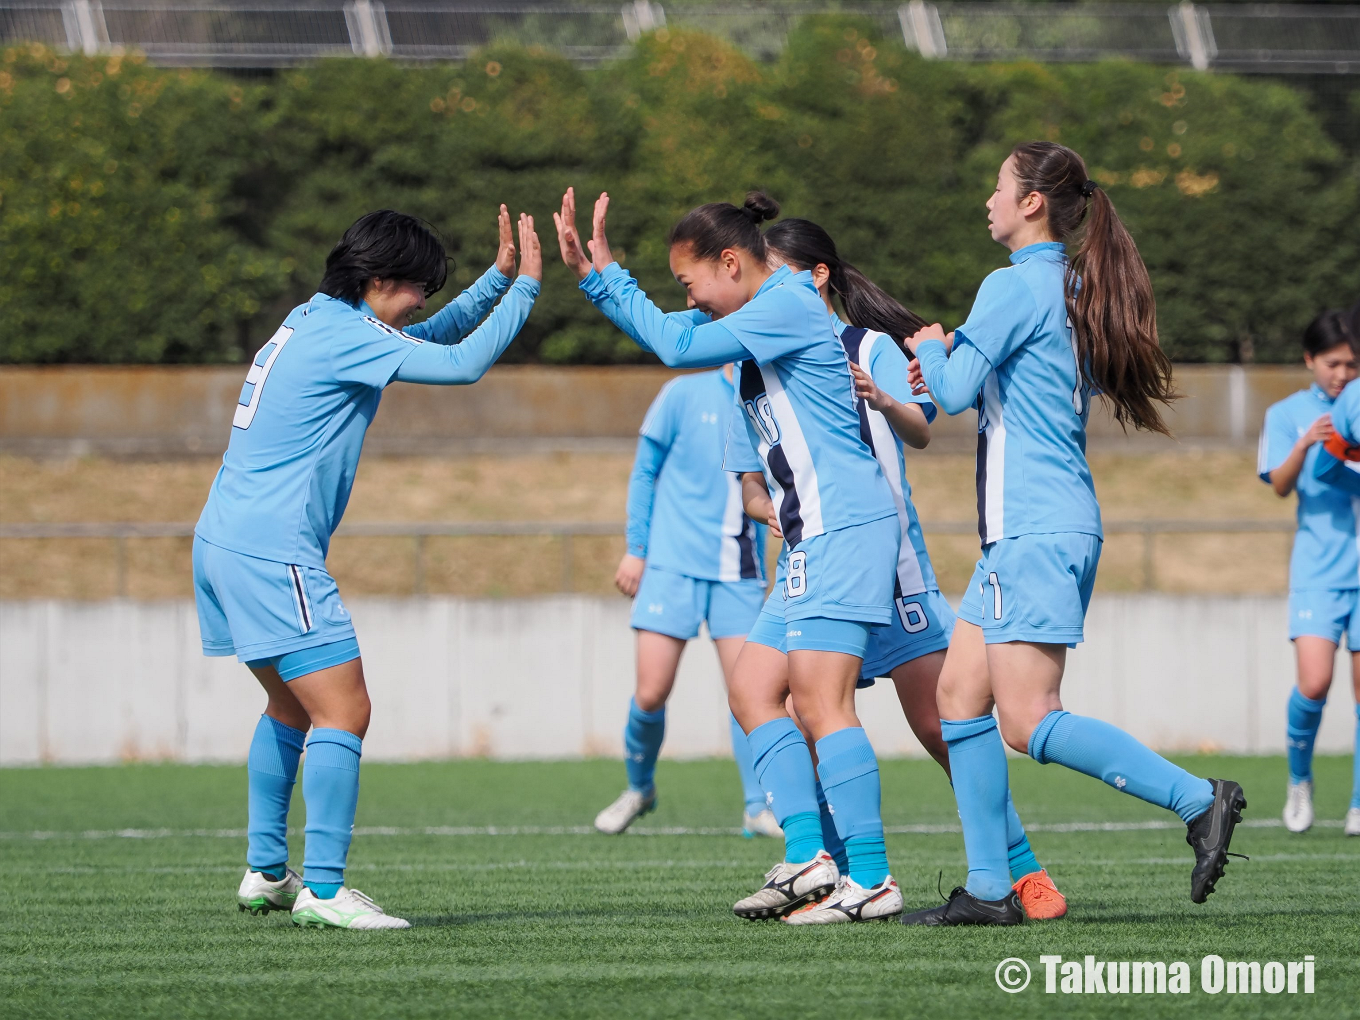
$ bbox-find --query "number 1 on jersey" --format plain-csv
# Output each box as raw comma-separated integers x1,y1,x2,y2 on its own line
986,571,1003,621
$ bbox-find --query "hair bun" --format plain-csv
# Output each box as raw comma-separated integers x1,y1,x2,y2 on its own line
742,191,780,224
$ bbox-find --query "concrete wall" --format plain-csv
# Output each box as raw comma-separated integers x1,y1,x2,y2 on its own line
0,364,1312,456
1,595,1353,766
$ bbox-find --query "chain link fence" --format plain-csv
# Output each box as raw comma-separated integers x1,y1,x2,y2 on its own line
1,0,1355,70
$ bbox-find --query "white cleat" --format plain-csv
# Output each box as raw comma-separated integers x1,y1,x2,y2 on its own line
1346,807,1360,837
733,850,839,920
594,788,656,835
237,867,303,915
291,887,410,930
742,808,783,839
1283,779,1314,833
783,874,903,925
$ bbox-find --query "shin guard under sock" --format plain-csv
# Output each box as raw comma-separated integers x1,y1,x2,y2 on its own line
729,713,765,814
815,727,888,887
624,699,666,793
1286,687,1326,784
942,715,1012,901
302,728,362,892
246,715,305,876
748,718,822,863
1005,791,1041,882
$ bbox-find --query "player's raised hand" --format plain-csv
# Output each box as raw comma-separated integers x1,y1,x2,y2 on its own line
904,322,950,356
517,213,542,282
908,357,929,397
494,204,516,277
1303,413,1335,447
850,361,894,412
554,187,592,280
587,192,613,274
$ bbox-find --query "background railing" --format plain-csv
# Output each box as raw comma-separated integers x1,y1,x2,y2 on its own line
0,518,1295,595
0,0,1355,71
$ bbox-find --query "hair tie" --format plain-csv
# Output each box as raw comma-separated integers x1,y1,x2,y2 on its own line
1080,180,1099,198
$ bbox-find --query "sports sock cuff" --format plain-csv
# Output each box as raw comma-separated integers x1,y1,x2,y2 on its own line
748,718,804,769
940,714,998,745
305,728,363,770
247,715,306,778
1290,687,1327,713
628,698,666,724
1027,710,1071,764
815,729,878,787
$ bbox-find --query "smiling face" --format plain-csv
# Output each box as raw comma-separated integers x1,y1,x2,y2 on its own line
363,278,428,329
1306,342,1359,399
668,244,755,320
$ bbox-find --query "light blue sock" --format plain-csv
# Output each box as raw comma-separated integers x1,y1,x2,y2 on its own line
748,718,822,863
816,780,848,873
815,727,888,887
942,715,1012,901
1005,791,1042,882
624,699,665,793
246,715,305,877
302,727,362,895
730,713,765,815
1029,710,1214,824
1286,687,1326,783
1352,707,1360,810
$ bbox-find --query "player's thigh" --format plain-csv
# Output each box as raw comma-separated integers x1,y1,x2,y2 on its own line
889,651,949,767
248,662,311,732
1292,588,1350,699
630,566,704,641
787,647,864,741
713,637,746,688
1295,636,1339,700
937,618,993,721
988,641,1066,754
730,639,791,732
286,656,371,738
634,630,687,711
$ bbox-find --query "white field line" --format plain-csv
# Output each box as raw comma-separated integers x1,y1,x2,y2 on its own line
0,817,1340,841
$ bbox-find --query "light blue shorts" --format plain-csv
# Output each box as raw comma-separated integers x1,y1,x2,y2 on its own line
193,536,357,662
860,588,956,684
1290,588,1360,647
957,532,1101,646
630,566,766,640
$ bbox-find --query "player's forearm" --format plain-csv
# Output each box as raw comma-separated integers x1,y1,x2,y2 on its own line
916,338,992,416
881,399,931,450
625,437,666,557
1270,443,1308,497
740,472,773,522
393,276,538,385
588,263,746,369
408,265,512,345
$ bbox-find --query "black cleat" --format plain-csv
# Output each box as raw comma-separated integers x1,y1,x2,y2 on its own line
900,885,1024,927
1187,777,1247,904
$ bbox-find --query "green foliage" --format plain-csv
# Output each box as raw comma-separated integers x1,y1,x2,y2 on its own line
1,27,1355,364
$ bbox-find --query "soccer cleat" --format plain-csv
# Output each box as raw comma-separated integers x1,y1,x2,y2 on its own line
291,887,410,930
1186,777,1247,904
1346,808,1360,837
1283,779,1314,833
237,867,302,915
594,788,656,835
742,808,783,839
733,850,839,920
782,875,902,925
1012,868,1067,920
900,885,1024,926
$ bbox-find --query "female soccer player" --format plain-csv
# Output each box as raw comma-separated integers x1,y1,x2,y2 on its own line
757,218,1067,921
593,366,776,838
898,142,1246,926
1271,310,1360,836
195,206,542,929
555,187,905,923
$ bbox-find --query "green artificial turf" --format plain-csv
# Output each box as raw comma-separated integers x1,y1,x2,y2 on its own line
1,755,1356,1019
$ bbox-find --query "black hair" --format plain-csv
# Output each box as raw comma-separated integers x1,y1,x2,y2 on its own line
1303,309,1358,358
666,191,780,262
319,210,450,307
763,218,926,344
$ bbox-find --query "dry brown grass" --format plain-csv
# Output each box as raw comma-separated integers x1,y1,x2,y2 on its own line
0,449,1292,600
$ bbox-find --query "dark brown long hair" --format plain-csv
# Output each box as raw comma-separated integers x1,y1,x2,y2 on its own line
1010,141,1176,435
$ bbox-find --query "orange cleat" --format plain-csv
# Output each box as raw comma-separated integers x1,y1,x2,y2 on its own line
1013,868,1067,920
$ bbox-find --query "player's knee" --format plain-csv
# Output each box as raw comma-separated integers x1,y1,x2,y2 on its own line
999,717,1035,756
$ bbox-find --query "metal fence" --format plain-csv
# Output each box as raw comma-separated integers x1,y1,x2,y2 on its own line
0,518,1295,594
1,0,1355,70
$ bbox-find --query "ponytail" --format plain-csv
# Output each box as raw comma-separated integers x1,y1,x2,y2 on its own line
764,218,926,344
667,191,780,263
1011,141,1176,436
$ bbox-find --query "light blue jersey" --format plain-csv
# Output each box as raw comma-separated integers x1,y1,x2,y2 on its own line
196,267,539,567
916,242,1101,544
831,314,939,597
1272,382,1360,590
627,370,765,583
582,262,895,548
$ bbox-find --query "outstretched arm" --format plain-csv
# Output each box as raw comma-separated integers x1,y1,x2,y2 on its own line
395,214,542,385
555,188,747,368
405,205,518,344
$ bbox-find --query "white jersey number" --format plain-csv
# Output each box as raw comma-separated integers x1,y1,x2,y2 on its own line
233,325,294,430
786,551,808,599
896,598,930,634
744,395,781,447
1067,316,1088,417
986,571,1004,621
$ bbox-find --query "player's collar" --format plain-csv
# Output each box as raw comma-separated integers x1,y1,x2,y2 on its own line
755,264,794,297
1310,382,1334,405
1009,241,1066,264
